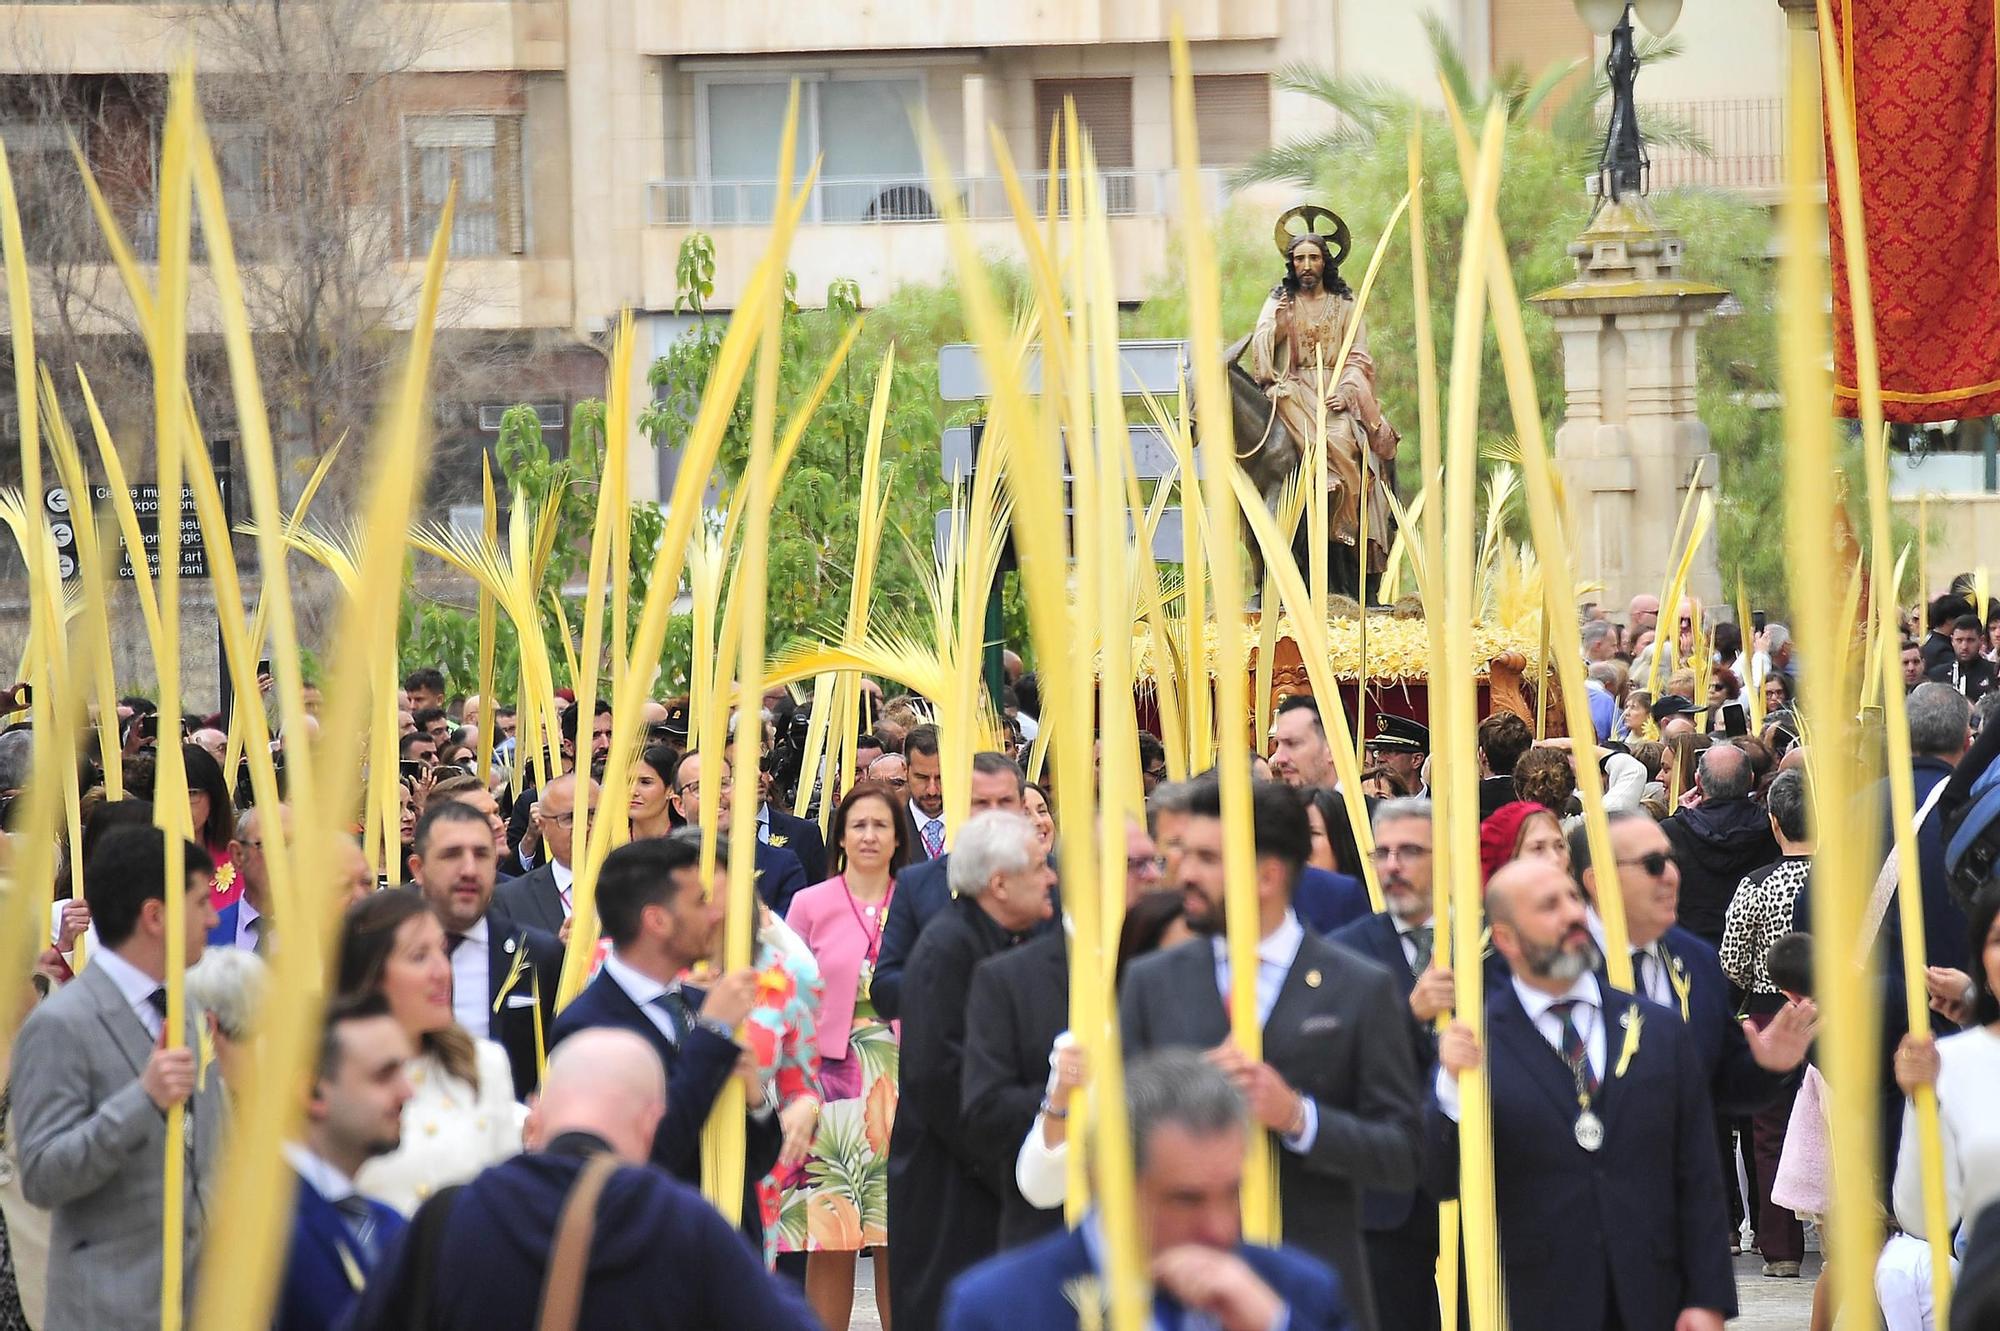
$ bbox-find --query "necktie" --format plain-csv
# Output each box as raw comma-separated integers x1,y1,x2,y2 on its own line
443,932,466,958
332,1194,380,1265
1408,923,1434,977
1631,947,1654,1000
145,987,168,1032
1549,998,1599,1096
922,819,945,859
650,988,692,1046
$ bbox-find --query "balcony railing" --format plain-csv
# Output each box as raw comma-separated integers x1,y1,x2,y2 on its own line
645,169,1226,228
1641,98,1784,192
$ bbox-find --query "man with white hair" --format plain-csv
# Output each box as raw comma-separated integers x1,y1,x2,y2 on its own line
888,809,1056,1331
348,1027,816,1329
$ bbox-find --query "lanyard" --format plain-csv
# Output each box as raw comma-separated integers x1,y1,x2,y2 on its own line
842,878,893,966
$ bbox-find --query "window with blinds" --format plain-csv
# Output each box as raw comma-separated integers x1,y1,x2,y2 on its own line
1193,74,1272,167
405,115,525,258
1031,78,1134,213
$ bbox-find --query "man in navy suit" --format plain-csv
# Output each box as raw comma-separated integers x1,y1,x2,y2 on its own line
1431,857,1735,1331
873,750,1039,1020
669,750,808,918
408,801,562,1101
348,1028,816,1330
759,794,828,885
1329,797,1449,1331
944,1048,1350,1331
1571,808,1815,1276
278,995,414,1331
547,835,779,1253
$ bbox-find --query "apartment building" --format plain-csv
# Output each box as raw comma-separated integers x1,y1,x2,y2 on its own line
0,0,1787,514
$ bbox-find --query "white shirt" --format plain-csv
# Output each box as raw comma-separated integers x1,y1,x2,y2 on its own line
285,1143,358,1205
449,917,491,1040
1210,912,1319,1153
550,858,575,918
235,898,265,952
602,950,679,1046
90,943,166,1042
1894,1025,2000,1239
1437,973,1608,1120
1583,909,1674,1010
756,803,772,844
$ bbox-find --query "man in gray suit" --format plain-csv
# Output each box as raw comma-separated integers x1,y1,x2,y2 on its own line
1120,777,1422,1331
492,774,596,936
13,825,227,1331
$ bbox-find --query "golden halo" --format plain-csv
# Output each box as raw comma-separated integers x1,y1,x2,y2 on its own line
1274,205,1351,268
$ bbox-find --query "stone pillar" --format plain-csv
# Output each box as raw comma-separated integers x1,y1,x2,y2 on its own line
1529,199,1727,619
963,73,989,178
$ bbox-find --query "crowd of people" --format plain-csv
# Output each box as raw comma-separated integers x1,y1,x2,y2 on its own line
5,589,2000,1331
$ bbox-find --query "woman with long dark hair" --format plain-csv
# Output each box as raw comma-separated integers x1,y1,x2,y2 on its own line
627,743,680,841
182,744,238,911
339,892,520,1214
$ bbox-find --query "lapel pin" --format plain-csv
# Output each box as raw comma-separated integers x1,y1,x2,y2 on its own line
504,937,517,955
1305,968,1322,988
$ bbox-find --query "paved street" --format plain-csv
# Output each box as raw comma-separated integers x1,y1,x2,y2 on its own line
841,1250,1818,1329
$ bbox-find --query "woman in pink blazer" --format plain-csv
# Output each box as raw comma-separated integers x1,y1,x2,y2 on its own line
781,780,916,1330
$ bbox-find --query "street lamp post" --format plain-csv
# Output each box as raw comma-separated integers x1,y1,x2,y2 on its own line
1574,0,1683,202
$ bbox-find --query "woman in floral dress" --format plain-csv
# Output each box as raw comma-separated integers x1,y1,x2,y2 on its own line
740,902,825,1269
782,780,913,1331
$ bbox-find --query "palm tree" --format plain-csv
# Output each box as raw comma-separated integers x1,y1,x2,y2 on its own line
1232,12,1706,190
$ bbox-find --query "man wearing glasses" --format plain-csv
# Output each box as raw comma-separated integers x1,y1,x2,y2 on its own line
1328,798,1450,1331
494,773,598,937
1571,808,1816,1276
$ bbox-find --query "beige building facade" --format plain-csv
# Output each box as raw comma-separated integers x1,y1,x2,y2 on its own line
0,1,1814,588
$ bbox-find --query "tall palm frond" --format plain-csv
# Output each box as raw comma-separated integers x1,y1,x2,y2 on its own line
1229,129,1379,190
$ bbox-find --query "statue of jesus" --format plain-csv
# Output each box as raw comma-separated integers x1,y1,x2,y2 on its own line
1247,214,1400,593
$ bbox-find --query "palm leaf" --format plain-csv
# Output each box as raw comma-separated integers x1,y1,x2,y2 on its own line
1270,63,1403,133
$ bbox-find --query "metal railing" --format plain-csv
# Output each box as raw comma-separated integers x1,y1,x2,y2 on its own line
1641,98,1784,192
645,168,1225,228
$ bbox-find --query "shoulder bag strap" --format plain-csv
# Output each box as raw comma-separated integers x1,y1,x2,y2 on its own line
535,1153,620,1331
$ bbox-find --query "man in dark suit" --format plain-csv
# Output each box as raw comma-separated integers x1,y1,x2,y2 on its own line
546,836,778,1253
1296,863,1373,935
669,750,807,918
1572,809,1814,1275
1329,797,1448,1331
492,773,593,936
944,1049,1351,1331
348,1027,817,1330
1431,857,1734,1331
889,809,1057,1331
407,800,562,1101
760,795,828,885
278,996,414,1331
872,750,1038,1020
1121,777,1423,1331
960,928,1069,1249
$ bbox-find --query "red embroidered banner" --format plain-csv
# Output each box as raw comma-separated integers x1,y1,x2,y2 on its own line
1826,1,2000,423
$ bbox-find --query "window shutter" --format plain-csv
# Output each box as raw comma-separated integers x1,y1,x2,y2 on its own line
1032,78,1134,169
1193,74,1271,167
498,115,525,254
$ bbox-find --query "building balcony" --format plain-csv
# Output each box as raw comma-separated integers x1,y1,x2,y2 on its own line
641,168,1225,308
639,0,1279,56
1641,98,1784,197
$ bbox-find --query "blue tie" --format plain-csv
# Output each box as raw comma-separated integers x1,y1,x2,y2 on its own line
333,1194,379,1264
